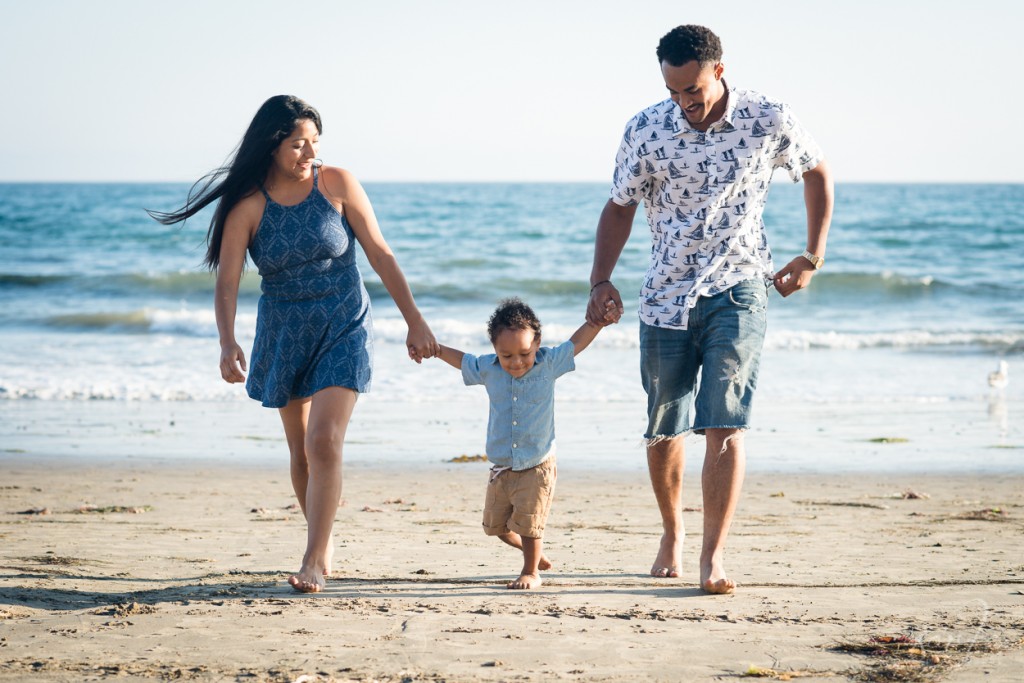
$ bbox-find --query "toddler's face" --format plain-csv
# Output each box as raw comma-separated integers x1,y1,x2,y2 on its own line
492,328,540,379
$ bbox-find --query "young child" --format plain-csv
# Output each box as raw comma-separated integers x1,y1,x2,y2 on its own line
434,297,611,589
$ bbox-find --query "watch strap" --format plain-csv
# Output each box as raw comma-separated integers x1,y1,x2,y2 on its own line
802,250,824,269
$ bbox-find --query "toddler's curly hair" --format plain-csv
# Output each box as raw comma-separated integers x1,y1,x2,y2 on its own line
487,297,541,343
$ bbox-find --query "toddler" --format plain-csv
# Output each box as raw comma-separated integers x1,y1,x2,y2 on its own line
435,297,611,588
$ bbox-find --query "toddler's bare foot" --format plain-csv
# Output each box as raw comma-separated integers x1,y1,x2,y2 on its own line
288,564,326,593
538,555,552,571
650,532,682,578
508,572,542,590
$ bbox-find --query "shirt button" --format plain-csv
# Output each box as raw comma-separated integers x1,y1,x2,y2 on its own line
513,396,518,401
512,443,518,448
512,421,518,426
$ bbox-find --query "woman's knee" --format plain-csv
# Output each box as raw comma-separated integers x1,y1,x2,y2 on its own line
304,426,343,464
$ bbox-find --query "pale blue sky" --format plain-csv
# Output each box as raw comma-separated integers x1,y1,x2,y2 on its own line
1,0,1020,182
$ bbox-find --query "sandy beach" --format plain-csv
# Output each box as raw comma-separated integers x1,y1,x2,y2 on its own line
2,404,1023,683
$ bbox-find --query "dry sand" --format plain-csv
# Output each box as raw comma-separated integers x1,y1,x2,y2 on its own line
1,457,1022,682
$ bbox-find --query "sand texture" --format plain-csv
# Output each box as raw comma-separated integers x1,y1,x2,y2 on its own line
1,460,1023,682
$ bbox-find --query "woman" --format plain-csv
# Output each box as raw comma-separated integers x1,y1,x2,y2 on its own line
151,95,438,592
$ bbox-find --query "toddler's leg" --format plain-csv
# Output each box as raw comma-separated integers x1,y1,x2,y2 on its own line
505,534,544,589
497,531,552,571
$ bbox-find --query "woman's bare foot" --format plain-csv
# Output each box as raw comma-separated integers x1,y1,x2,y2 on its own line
508,572,542,590
323,545,333,577
650,532,682,578
288,564,327,593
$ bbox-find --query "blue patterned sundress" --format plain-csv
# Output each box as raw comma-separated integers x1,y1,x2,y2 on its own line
245,168,373,408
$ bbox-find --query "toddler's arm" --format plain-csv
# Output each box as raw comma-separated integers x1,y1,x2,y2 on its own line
569,321,603,356
570,299,617,356
435,344,465,370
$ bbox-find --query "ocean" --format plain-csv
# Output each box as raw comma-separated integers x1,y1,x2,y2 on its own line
1,181,1022,469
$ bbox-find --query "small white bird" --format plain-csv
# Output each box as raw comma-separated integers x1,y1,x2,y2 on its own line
988,360,1009,390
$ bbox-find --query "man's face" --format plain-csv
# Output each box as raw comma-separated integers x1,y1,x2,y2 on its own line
661,60,726,131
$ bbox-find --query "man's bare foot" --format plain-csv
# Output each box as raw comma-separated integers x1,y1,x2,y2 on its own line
700,561,736,594
650,532,682,578
288,565,326,593
508,572,542,589
702,577,736,594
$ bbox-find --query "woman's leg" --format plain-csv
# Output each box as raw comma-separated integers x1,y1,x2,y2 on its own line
278,398,312,513
286,386,358,593
278,397,334,575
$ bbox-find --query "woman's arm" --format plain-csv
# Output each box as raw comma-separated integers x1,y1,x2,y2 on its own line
214,197,260,383
324,167,439,363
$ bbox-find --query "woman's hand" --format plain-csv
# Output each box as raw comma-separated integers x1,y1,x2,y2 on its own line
403,319,440,362
406,318,440,364
220,342,247,383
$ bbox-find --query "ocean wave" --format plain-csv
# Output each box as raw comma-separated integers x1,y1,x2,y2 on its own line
0,273,72,287
0,383,243,402
0,270,262,296
42,308,256,337
766,330,1024,352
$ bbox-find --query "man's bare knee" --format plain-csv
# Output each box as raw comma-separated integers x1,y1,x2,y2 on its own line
705,429,745,458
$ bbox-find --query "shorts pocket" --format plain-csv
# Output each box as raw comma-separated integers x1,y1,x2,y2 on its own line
727,281,768,312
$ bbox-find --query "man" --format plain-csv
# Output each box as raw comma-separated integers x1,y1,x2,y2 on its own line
586,24,833,594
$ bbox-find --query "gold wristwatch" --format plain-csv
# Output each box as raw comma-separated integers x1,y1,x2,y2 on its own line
801,250,825,270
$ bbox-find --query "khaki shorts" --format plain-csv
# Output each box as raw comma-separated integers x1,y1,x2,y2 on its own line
482,456,557,538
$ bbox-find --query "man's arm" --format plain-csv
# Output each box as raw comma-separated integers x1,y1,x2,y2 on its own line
587,199,637,325
435,344,465,370
773,159,834,298
568,320,603,356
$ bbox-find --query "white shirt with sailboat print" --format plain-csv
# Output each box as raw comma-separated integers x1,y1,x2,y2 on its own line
610,84,823,330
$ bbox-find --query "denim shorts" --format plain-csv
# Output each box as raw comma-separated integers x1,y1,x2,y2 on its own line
639,279,768,438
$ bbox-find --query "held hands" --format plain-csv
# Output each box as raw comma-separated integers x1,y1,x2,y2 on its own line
586,281,624,327
406,317,440,364
773,255,819,297
220,342,247,383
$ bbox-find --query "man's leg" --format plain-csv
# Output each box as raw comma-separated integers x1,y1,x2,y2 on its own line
647,437,685,577
692,281,767,593
700,428,745,593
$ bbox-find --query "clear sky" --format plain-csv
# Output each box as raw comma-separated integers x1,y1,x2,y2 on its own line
1,0,1019,183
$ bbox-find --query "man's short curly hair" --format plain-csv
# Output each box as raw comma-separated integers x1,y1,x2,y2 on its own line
487,297,542,343
656,25,722,67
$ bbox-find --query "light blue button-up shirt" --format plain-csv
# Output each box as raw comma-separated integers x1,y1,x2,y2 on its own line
461,340,575,471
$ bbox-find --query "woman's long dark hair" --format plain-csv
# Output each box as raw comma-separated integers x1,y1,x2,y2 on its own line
148,95,322,270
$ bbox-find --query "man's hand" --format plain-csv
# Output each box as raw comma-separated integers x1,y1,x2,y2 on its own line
773,256,818,297
587,281,624,326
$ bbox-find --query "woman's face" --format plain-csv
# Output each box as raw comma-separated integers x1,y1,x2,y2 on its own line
272,118,319,180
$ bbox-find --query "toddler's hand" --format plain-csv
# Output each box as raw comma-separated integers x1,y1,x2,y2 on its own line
603,298,622,324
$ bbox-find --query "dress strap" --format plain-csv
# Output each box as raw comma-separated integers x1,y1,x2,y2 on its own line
312,165,320,190
258,184,271,201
